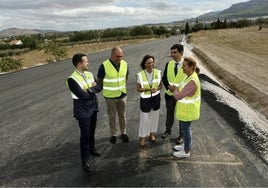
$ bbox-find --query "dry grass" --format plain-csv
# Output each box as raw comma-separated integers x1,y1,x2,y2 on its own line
15,38,156,68
190,26,268,57
190,26,268,118
190,26,268,95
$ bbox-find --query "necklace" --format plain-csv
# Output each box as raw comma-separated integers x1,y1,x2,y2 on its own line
144,69,154,88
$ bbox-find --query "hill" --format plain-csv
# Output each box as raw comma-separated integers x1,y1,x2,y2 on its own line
168,0,268,25
190,26,268,118
219,0,268,17
197,0,268,21
0,28,39,38
0,28,58,38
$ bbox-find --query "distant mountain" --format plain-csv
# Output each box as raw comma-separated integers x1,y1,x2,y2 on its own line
0,28,38,38
0,28,59,38
219,0,268,17
197,0,268,21
167,0,268,26
197,11,221,20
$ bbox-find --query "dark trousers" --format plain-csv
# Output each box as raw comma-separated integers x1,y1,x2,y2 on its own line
165,94,182,137
77,112,97,164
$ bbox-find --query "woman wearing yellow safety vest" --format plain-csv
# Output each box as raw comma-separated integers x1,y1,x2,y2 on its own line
171,57,201,158
136,55,162,147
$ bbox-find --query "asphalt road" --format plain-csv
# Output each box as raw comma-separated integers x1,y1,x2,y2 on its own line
0,36,267,187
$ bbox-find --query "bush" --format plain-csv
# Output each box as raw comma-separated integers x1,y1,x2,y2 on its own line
44,42,68,61
130,26,153,36
0,57,22,72
0,48,30,58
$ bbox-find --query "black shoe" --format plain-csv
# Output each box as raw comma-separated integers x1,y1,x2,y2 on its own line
176,136,184,144
110,136,116,144
161,131,171,139
82,162,90,172
90,149,101,157
121,134,129,142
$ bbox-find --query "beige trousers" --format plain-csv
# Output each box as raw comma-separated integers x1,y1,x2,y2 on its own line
105,96,127,136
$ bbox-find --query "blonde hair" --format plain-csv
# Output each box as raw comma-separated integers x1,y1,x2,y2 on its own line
184,57,200,74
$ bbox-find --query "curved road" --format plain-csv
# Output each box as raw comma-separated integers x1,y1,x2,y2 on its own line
0,36,267,186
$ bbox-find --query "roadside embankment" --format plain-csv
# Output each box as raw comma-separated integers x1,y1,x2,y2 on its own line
193,47,268,119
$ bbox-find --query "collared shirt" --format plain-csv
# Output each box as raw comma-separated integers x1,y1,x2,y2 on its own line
67,74,102,118
137,70,153,85
97,58,129,99
162,60,182,89
97,58,129,79
162,59,183,92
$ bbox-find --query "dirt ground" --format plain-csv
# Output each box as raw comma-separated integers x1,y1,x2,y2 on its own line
189,26,268,119
17,38,156,68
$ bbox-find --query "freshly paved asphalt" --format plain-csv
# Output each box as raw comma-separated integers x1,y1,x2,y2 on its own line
0,36,267,187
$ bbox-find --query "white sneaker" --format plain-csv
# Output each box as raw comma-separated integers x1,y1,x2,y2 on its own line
173,150,190,158
173,144,184,151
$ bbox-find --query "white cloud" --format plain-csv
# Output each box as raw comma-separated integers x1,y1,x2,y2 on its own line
0,0,247,31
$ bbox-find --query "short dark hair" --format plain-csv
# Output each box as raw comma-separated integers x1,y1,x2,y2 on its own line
140,54,154,69
170,44,183,53
72,53,86,67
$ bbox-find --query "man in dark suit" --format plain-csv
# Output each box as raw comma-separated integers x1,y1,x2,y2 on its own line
66,53,102,172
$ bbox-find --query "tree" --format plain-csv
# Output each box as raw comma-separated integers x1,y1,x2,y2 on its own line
101,28,129,40
222,19,227,29
255,17,267,30
237,19,252,28
215,18,221,29
69,31,98,42
152,26,168,36
44,41,68,61
102,28,119,38
170,26,180,35
191,23,204,32
130,26,153,36
185,22,190,35
20,36,40,50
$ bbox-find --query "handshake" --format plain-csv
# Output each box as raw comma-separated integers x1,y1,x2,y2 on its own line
168,85,177,93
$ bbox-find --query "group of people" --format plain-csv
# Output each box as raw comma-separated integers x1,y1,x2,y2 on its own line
66,44,201,173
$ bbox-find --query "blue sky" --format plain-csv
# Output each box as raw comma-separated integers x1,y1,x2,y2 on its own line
0,0,248,31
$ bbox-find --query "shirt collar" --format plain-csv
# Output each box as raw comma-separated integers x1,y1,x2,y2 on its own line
75,69,85,76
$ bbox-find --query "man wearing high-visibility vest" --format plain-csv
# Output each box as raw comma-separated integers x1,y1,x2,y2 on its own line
162,44,186,145
66,53,102,172
172,57,201,158
97,47,129,144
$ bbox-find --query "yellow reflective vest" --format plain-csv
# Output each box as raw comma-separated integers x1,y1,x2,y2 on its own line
102,60,127,98
176,72,201,121
165,60,186,96
66,70,94,99
136,69,161,98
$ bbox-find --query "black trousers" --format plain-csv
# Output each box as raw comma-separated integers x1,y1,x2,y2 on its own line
77,112,97,164
164,94,182,137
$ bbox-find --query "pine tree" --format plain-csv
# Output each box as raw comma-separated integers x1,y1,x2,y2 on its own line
185,22,190,35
